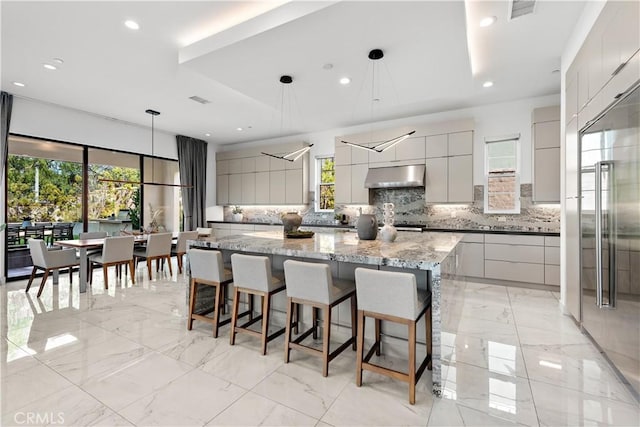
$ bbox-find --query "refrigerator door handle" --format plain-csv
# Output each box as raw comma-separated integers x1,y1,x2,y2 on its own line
595,162,604,307
595,161,616,309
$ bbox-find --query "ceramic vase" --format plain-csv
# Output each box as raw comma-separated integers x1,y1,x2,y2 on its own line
380,202,398,242
357,213,378,240
282,212,302,233
232,213,243,222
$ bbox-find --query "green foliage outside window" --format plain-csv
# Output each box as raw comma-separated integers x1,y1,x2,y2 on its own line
318,157,335,210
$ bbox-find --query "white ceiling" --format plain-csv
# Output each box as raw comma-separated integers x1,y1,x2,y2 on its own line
1,1,585,146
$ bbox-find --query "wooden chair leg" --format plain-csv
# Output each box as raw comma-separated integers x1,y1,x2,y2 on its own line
37,269,50,298
213,283,222,338
408,320,417,405
284,297,294,363
103,265,109,289
322,305,331,377
261,292,270,355
129,260,136,284
177,254,183,274
146,259,152,279
312,306,318,339
351,294,357,350
89,262,94,284
25,266,38,292
166,255,173,276
69,266,73,284
356,310,365,387
221,284,227,315
230,287,240,346
375,318,381,356
188,279,197,330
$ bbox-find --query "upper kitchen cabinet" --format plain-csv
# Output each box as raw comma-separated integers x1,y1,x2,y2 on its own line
532,106,561,203
425,131,474,203
395,136,426,161
216,142,310,205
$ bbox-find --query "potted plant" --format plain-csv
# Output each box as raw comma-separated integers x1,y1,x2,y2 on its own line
232,206,243,222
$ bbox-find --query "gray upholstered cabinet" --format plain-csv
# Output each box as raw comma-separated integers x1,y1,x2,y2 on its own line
216,142,310,205
532,105,561,203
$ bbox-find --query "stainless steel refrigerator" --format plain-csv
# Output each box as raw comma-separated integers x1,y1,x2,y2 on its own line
580,84,640,401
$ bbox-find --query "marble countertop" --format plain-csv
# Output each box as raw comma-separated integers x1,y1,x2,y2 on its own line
190,229,463,270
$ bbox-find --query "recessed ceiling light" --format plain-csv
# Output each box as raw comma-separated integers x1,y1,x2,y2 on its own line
236,127,243,131
483,81,494,88
43,63,57,70
205,133,211,137
12,81,25,87
124,20,140,30
52,58,64,65
322,63,333,70
339,77,351,85
480,16,497,27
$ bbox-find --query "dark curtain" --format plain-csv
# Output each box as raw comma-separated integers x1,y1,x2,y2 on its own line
176,135,207,230
1,91,13,179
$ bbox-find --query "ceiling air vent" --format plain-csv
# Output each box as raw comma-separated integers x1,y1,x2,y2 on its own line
189,95,210,105
510,0,536,20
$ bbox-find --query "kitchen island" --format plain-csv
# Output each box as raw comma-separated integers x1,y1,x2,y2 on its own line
189,228,463,396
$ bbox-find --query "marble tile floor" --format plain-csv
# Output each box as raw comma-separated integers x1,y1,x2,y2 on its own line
1,267,639,427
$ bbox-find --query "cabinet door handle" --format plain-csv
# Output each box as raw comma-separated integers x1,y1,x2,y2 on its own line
612,61,626,77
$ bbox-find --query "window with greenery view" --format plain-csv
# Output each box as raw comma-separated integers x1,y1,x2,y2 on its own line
484,136,520,214
317,156,335,211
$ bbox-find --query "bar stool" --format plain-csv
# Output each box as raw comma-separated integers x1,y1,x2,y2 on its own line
229,253,286,355
354,268,432,405
283,260,357,377
187,249,234,338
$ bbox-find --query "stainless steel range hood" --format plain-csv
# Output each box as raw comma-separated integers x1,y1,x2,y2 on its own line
364,164,425,188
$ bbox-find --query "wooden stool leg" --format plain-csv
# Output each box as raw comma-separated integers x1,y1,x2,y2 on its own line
261,292,270,355
230,287,240,345
284,297,294,363
312,306,318,339
375,318,381,356
293,303,300,334
69,266,73,284
103,265,109,289
221,283,227,315
188,279,197,330
322,304,331,377
351,294,357,350
248,294,254,321
408,320,417,405
356,310,365,387
213,283,222,338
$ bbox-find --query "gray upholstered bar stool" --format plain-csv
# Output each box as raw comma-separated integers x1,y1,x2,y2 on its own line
283,260,357,377
187,249,234,338
354,268,432,405
229,253,286,355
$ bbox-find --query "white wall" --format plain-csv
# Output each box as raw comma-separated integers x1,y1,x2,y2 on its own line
11,97,177,159
218,94,560,191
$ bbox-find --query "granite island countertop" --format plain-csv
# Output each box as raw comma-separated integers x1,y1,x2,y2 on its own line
190,228,463,270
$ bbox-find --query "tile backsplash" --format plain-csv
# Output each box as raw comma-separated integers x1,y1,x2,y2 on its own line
222,184,560,233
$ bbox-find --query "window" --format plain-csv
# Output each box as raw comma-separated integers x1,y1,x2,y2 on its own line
484,135,520,214
316,156,335,211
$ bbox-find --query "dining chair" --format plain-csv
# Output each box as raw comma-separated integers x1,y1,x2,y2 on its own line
79,231,108,279
88,236,135,289
196,227,212,237
171,231,199,274
133,232,173,279
25,239,79,297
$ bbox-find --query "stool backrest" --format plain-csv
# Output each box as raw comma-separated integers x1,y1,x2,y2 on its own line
230,253,274,292
176,231,199,253
79,231,108,240
283,260,332,304
145,233,173,257
101,236,135,263
188,249,225,283
355,268,420,320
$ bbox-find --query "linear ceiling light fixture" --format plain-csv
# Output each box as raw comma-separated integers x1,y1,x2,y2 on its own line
341,49,415,153
99,109,191,187
261,75,312,162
